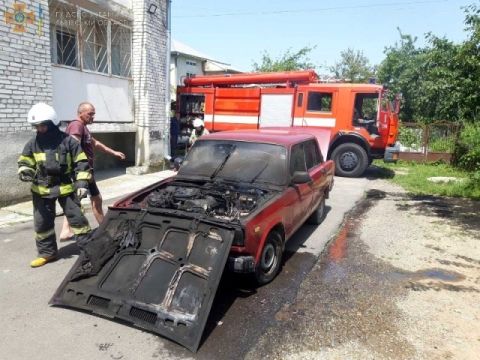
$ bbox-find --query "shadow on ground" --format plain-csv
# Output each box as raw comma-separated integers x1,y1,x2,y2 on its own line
393,193,480,234
364,165,395,180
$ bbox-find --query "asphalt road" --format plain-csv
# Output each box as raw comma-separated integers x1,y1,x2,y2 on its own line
0,176,369,360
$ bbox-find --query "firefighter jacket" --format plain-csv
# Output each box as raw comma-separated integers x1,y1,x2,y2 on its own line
18,126,91,198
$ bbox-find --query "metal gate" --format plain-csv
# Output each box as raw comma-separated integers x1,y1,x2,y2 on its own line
398,122,461,163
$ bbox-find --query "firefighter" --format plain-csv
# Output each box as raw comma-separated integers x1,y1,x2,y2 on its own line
189,118,209,147
18,103,93,268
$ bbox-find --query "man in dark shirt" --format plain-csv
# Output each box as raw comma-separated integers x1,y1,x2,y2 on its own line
60,102,125,240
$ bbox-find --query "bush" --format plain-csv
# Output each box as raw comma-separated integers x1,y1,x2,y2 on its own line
398,126,423,149
454,123,480,185
428,137,456,152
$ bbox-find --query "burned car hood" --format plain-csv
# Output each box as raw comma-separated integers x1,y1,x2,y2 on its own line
50,208,234,352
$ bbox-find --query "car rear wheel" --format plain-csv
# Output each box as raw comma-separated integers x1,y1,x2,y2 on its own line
331,143,369,178
307,197,326,225
254,231,283,285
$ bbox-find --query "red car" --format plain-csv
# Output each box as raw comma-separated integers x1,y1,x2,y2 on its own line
51,128,334,351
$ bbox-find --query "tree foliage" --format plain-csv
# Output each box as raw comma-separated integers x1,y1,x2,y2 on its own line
251,46,316,72
377,5,480,123
329,48,374,82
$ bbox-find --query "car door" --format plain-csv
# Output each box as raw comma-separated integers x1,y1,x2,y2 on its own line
304,139,328,209
289,143,314,228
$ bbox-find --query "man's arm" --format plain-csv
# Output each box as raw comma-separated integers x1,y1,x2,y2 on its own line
92,137,126,160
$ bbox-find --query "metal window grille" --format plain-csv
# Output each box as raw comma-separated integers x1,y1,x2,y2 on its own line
81,11,108,74
48,1,131,78
111,23,131,77
49,1,78,67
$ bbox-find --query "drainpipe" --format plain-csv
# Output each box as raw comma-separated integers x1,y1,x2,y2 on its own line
164,0,172,162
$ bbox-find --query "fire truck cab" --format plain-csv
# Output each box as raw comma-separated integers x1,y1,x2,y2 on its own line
176,70,400,177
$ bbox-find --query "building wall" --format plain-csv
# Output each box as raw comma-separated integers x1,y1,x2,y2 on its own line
170,54,204,101
52,66,133,123
0,0,169,205
174,54,204,86
0,0,53,206
132,0,169,167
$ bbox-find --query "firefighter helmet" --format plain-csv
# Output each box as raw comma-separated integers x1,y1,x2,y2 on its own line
193,118,204,128
27,103,59,126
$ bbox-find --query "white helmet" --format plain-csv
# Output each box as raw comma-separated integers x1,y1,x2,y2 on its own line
193,118,204,128
27,103,59,126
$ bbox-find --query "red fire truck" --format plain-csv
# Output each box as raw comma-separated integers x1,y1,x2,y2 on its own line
176,70,400,177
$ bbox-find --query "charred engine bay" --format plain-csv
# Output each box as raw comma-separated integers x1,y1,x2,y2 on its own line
144,181,275,221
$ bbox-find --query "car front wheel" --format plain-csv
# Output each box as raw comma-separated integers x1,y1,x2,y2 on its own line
254,231,283,285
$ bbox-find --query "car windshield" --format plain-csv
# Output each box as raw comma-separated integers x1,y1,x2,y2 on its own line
178,140,288,186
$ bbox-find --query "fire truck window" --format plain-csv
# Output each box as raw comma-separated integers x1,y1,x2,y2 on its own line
290,144,307,175
304,140,322,169
307,92,332,112
297,93,304,107
354,93,379,123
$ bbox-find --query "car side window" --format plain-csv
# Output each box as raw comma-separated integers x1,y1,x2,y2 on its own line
290,144,306,175
304,140,322,169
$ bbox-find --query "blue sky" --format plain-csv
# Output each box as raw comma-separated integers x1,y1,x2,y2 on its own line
171,0,474,73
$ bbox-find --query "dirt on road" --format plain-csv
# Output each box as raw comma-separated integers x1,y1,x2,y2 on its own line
245,177,480,360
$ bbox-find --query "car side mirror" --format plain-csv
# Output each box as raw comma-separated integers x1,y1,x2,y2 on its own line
291,171,312,185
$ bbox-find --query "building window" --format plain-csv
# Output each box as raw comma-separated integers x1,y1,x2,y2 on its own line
55,30,77,67
186,72,196,78
50,2,78,68
48,1,132,78
81,11,108,74
186,60,197,66
111,23,132,77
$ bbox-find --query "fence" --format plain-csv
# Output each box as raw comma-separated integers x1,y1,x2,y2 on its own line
398,122,461,163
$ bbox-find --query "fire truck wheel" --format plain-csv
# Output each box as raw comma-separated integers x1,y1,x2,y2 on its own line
254,231,283,285
331,143,369,178
307,197,326,225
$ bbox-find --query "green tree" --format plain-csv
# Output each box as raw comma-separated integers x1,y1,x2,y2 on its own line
251,46,316,72
376,31,423,121
378,4,480,123
329,48,374,82
456,4,480,122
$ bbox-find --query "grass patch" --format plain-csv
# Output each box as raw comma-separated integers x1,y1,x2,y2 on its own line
373,160,480,200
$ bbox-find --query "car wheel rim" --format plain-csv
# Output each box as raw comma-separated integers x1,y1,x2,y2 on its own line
261,243,275,271
339,151,358,171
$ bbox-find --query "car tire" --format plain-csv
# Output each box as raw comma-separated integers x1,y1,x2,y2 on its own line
331,143,369,178
254,231,283,285
307,197,326,225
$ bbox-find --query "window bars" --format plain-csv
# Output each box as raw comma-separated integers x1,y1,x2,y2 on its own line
50,1,78,67
111,23,131,78
49,1,131,78
81,11,108,74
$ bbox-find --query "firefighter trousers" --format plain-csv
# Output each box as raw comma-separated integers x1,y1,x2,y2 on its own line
32,192,92,257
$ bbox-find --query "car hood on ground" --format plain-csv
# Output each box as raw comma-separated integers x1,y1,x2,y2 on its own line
50,207,234,352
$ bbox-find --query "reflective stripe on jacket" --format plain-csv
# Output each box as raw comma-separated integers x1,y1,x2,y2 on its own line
18,128,91,198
